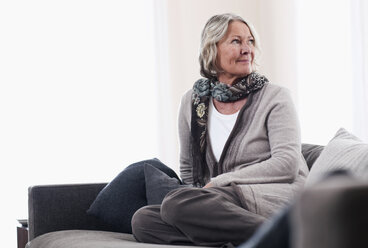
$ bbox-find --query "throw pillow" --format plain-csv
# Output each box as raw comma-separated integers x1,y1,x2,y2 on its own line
306,128,368,186
87,158,179,233
144,163,187,205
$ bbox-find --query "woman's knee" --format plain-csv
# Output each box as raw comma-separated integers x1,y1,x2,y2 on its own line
161,187,204,226
131,206,156,242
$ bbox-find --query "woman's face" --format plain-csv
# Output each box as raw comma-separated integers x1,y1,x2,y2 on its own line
216,21,255,84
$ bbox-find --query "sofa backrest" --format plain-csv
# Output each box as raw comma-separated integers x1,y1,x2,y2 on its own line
301,143,324,170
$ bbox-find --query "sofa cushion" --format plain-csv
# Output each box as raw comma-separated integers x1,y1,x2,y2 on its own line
26,230,215,248
306,128,368,186
87,158,179,233
144,163,188,205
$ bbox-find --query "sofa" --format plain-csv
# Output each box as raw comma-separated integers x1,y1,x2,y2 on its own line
26,128,368,248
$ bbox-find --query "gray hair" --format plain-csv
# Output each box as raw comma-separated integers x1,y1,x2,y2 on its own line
199,13,261,79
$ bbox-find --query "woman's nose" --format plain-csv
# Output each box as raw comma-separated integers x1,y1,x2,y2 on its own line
241,44,250,54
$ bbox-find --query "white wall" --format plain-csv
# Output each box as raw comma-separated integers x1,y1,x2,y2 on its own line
297,0,354,144
0,1,159,246
351,0,368,142
258,0,299,102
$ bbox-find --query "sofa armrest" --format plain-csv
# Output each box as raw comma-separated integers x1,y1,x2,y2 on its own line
28,183,114,240
291,176,368,248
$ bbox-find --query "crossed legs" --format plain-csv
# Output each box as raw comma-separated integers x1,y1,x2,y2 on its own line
132,186,266,246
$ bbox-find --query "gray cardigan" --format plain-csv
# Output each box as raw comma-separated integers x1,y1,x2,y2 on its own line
178,83,309,218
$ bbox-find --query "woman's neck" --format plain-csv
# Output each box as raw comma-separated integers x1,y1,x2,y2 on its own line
217,73,249,85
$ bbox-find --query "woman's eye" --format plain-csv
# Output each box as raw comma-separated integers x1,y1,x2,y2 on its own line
248,39,255,45
231,39,241,44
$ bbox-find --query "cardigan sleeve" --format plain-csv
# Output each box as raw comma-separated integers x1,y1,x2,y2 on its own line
210,87,305,187
178,90,194,185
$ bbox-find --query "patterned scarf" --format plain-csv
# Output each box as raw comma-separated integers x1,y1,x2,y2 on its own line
190,72,268,187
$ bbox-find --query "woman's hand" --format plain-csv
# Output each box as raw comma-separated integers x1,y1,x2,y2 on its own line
203,182,214,188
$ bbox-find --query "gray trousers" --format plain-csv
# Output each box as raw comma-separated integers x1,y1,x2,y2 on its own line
131,186,266,246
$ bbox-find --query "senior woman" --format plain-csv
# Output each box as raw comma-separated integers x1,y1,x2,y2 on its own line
132,13,308,246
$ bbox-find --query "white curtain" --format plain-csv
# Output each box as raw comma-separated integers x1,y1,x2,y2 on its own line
351,0,368,142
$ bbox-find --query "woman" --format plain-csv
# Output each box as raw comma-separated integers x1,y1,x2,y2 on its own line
132,13,308,246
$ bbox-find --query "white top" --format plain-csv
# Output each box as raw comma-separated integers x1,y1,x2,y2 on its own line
208,98,239,162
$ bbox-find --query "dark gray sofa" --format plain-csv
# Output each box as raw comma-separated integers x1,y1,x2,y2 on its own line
25,140,368,248
27,183,216,248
